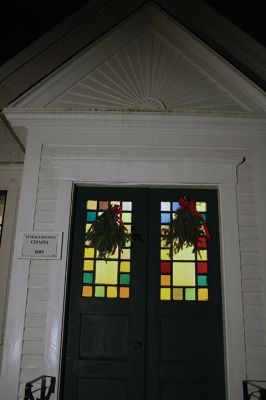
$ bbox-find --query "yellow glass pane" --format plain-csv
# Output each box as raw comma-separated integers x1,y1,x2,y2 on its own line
124,224,131,233
87,200,97,210
196,202,207,212
198,288,208,301
173,262,195,286
161,288,171,300
173,246,195,261
121,249,131,260
120,261,130,272
161,224,169,235
107,286,117,298
161,237,170,247
161,275,171,286
197,250,208,261
120,287,129,298
84,247,95,258
161,249,170,260
108,248,119,259
173,288,183,300
82,286,92,297
95,261,118,284
83,260,94,271
85,223,92,232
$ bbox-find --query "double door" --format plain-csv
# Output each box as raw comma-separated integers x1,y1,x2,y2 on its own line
61,187,225,400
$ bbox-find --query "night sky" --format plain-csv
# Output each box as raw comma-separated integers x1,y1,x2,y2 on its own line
0,0,265,66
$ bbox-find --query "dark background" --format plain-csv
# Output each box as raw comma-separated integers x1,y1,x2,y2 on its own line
0,0,265,66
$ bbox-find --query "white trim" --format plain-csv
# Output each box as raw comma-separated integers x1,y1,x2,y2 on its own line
219,184,246,399
4,110,266,137
44,181,74,400
0,143,42,400
0,169,21,363
8,6,266,112
39,155,244,400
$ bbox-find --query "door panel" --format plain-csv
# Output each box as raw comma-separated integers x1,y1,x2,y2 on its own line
146,189,224,400
61,187,225,400
62,187,147,400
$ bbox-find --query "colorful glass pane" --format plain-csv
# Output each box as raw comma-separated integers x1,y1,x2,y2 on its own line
95,261,118,284
161,288,171,300
95,286,105,297
82,199,132,299
185,288,196,301
160,198,210,302
87,200,97,210
173,288,183,300
120,287,130,298
107,286,117,298
82,286,92,297
198,288,208,301
173,246,195,261
87,211,97,222
160,262,171,273
173,263,196,286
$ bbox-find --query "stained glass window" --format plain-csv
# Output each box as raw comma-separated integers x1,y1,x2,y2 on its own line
160,201,209,301
0,191,7,244
82,200,132,299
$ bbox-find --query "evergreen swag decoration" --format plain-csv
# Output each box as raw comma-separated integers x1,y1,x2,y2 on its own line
85,205,131,260
163,197,211,254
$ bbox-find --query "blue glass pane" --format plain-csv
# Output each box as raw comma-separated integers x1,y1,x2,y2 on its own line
172,202,180,212
197,275,208,286
161,213,171,223
201,213,206,221
87,211,97,222
83,272,93,284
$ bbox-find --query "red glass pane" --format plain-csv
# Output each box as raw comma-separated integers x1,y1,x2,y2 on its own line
197,262,208,273
197,237,207,248
160,262,171,273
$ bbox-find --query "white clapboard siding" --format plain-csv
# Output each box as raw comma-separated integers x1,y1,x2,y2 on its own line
18,155,57,399
237,160,266,379
18,149,266,397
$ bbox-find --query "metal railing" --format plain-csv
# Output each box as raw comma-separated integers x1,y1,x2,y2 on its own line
24,375,56,400
243,381,266,400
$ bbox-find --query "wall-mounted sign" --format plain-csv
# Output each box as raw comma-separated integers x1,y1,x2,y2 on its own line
20,232,63,259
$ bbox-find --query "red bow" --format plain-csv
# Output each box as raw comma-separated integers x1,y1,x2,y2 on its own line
178,197,211,240
111,205,124,225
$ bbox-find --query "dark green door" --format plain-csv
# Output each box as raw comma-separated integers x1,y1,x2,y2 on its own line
61,187,225,400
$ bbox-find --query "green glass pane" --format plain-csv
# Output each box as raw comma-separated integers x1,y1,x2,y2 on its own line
83,272,93,284
185,288,196,300
120,274,130,285
95,286,105,297
197,275,208,286
122,213,132,223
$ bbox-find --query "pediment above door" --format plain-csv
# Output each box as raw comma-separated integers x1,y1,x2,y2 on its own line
10,5,266,114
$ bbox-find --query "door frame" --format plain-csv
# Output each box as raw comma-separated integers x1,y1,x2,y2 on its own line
48,175,245,400
0,141,246,400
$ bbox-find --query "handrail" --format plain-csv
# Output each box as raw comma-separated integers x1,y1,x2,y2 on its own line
243,380,266,400
24,375,56,400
